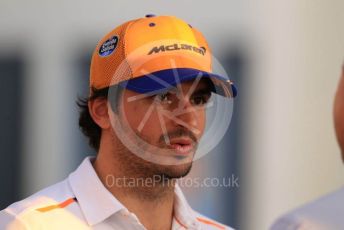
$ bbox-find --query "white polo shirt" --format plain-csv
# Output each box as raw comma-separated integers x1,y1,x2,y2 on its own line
0,157,233,230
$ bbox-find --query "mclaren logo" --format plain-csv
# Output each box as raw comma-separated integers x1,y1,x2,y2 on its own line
148,44,206,56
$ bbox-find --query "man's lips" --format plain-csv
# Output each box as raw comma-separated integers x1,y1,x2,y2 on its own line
167,138,196,155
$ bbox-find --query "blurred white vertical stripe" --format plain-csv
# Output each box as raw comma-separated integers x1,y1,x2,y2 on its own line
241,0,344,229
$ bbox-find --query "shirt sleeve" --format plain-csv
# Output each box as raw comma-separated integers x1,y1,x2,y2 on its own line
0,209,28,230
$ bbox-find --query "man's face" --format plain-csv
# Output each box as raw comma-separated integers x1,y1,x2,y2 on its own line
110,78,212,179
334,69,344,159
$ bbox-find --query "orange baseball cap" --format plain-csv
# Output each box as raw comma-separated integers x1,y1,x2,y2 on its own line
90,14,237,98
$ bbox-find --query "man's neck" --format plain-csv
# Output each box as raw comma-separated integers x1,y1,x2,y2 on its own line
93,152,175,230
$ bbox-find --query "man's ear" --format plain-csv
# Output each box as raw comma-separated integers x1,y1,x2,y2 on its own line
88,98,111,129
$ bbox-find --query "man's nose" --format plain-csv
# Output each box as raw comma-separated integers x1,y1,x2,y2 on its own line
172,97,198,130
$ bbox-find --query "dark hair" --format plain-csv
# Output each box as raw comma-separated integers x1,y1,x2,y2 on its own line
77,85,123,151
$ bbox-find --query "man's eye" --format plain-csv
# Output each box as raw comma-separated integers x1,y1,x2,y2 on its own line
191,94,211,106
155,92,173,104
158,92,168,101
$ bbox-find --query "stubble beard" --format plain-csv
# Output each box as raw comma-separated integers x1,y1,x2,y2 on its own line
109,128,193,199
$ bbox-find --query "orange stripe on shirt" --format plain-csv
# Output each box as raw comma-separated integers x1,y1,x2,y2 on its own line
197,217,226,230
175,216,188,229
36,197,77,213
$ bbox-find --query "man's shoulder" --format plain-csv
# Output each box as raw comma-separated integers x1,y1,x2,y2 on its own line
3,179,73,214
270,186,344,230
192,211,235,230
0,178,77,229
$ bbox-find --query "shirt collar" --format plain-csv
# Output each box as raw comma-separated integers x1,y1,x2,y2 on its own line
173,183,200,229
68,156,200,228
68,156,126,226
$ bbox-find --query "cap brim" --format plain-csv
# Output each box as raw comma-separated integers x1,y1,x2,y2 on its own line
118,68,237,98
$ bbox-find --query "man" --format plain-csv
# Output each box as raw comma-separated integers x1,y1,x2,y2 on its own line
270,66,344,230
0,15,237,229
